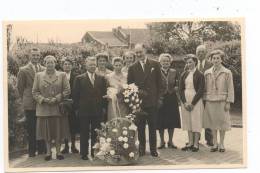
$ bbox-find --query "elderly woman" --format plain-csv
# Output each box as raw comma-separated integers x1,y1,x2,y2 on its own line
32,55,70,161
157,53,181,149
60,58,80,154
179,54,204,152
122,51,135,73
95,52,112,76
203,50,234,152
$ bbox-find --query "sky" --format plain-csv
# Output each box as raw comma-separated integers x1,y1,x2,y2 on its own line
6,20,148,43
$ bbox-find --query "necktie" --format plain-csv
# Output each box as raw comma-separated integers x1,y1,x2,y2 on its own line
90,73,95,86
199,61,203,71
141,61,145,72
35,65,39,73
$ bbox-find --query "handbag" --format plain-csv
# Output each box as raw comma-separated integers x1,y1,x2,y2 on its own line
59,73,73,115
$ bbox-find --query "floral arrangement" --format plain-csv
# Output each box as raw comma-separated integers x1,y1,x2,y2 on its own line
93,118,139,165
121,83,143,121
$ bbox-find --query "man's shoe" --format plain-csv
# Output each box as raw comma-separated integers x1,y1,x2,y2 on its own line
56,154,64,160
151,151,158,157
157,143,165,149
81,155,89,160
29,153,36,157
44,155,52,161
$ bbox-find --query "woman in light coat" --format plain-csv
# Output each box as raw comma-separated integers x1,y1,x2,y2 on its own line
203,50,234,152
32,55,70,161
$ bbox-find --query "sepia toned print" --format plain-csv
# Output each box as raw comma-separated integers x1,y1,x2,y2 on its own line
3,18,246,172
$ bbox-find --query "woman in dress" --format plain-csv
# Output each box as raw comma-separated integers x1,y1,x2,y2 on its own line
122,51,135,74
179,54,204,152
60,58,80,154
203,50,234,152
32,55,70,161
95,52,112,77
157,53,181,149
104,57,129,121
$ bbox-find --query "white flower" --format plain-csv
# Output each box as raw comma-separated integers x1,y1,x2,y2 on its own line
129,103,133,107
132,105,136,110
123,137,128,142
135,140,140,146
99,137,106,144
135,98,140,103
136,104,140,108
124,99,130,103
129,123,137,131
131,96,135,101
129,152,135,158
106,138,112,143
122,127,127,130
151,67,155,72
110,150,115,155
123,143,129,149
100,143,111,152
122,130,128,135
112,128,118,133
118,136,124,142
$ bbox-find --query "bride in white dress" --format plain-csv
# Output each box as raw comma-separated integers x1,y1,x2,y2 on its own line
105,57,129,121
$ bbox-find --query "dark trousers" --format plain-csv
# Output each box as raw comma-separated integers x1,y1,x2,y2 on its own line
205,128,213,144
25,110,46,155
136,107,157,152
79,116,101,156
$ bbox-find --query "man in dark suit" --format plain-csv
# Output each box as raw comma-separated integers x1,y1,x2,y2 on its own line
127,44,163,157
196,45,213,146
17,48,46,157
72,56,107,160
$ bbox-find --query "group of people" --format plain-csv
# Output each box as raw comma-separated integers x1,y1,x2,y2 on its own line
16,43,234,162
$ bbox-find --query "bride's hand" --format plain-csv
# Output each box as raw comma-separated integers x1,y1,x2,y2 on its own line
103,95,111,99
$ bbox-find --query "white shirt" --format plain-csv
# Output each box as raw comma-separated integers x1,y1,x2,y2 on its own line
139,57,147,71
65,72,71,81
30,62,39,73
197,59,206,69
87,71,95,84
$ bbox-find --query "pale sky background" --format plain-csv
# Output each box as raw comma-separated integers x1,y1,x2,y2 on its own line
7,20,148,43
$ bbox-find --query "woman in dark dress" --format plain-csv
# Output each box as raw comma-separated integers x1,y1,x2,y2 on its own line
157,53,181,149
61,58,80,154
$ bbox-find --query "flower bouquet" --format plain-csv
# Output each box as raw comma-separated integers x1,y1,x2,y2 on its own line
121,83,146,121
93,118,139,165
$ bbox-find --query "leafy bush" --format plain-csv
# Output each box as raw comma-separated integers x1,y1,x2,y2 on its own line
8,73,27,152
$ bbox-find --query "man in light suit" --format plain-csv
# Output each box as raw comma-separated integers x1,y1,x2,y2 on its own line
17,48,46,157
127,44,163,157
196,45,213,146
72,57,107,160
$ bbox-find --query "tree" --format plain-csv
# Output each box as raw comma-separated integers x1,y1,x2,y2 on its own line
147,21,241,55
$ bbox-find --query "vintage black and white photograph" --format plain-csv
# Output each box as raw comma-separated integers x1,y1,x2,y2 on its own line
3,19,245,171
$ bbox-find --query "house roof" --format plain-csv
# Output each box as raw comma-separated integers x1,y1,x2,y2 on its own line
121,28,151,45
87,31,128,47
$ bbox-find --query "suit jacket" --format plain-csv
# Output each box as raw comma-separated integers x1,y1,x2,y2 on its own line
127,59,163,108
68,69,80,98
204,65,234,103
72,72,107,118
161,68,178,95
32,70,71,117
179,69,205,106
198,59,212,73
17,63,45,110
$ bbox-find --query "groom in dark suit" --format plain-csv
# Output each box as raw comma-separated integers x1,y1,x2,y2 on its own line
127,44,163,157
72,56,107,160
